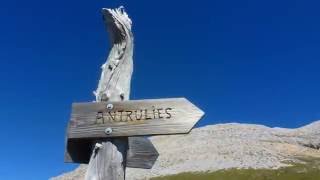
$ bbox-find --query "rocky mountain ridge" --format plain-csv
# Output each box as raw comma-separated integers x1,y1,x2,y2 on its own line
52,120,320,180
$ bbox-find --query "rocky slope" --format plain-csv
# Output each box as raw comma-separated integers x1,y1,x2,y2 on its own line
52,121,320,180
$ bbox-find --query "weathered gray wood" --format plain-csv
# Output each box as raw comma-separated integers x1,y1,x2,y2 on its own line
126,137,159,169
93,6,133,102
65,6,159,170
85,138,128,180
64,137,158,169
85,7,133,180
68,98,204,138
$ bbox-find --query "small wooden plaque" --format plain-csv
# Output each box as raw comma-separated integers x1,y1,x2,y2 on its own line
67,98,204,138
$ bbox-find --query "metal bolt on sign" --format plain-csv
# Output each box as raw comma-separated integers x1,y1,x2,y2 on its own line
106,104,114,110
105,127,113,135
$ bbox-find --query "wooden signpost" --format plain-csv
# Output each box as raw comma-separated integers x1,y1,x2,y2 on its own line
68,98,203,138
64,6,204,180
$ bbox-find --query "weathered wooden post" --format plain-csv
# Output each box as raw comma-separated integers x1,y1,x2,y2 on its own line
85,7,132,180
64,6,204,180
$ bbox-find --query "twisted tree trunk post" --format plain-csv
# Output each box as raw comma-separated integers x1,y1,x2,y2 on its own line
85,7,133,180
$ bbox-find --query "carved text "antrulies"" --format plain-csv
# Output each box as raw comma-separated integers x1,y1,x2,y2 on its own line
95,107,173,124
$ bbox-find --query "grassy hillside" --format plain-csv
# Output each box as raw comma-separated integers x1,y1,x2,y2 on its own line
151,158,320,180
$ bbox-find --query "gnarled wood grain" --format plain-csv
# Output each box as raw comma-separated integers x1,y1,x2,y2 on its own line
93,6,133,102
85,7,132,180
65,7,159,171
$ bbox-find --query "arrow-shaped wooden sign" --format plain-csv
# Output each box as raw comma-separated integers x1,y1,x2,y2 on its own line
67,98,204,139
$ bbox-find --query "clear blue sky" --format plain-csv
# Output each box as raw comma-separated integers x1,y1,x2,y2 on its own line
1,0,320,179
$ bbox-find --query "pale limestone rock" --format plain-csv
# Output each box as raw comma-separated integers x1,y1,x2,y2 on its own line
52,120,320,180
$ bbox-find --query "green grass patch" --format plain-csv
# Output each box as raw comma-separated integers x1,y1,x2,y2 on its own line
151,158,320,180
